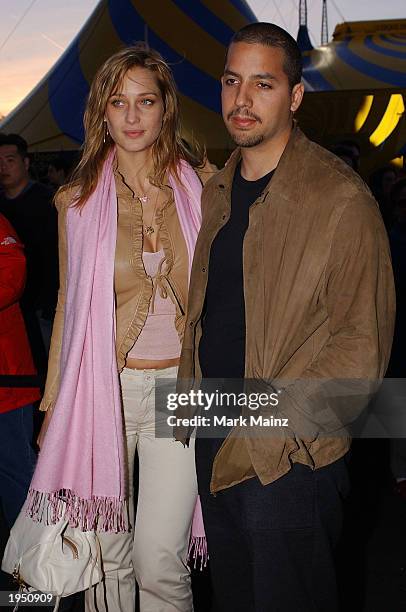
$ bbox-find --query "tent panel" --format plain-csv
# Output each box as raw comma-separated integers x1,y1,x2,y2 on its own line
346,37,406,74
178,92,232,153
304,19,406,91
78,4,124,80
168,0,234,47
132,0,225,78
310,47,385,91
333,19,406,39
1,81,75,149
108,0,221,113
228,0,256,23
29,133,80,152
48,40,88,143
201,0,250,32
333,38,406,87
302,52,335,91
365,35,406,59
382,34,406,46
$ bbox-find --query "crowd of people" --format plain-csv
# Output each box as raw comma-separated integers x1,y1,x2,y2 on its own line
0,20,405,612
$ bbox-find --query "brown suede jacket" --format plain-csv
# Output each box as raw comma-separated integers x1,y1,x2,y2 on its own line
40,163,214,412
176,125,395,494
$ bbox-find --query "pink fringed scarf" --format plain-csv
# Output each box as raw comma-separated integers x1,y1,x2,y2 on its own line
169,162,208,567
26,151,207,549
168,160,201,280
27,150,126,532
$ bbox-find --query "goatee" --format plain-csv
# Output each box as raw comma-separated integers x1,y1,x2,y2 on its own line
230,133,264,148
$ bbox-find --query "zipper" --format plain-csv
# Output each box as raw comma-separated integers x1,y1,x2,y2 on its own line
62,535,79,559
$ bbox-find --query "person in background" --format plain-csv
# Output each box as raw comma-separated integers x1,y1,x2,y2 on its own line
47,156,71,189
369,165,398,230
387,178,406,496
330,142,359,172
337,139,361,172
0,134,58,376
389,176,406,377
0,212,39,528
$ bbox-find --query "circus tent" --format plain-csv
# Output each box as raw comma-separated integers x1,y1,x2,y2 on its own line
298,19,406,174
1,4,405,175
303,19,406,92
0,0,255,161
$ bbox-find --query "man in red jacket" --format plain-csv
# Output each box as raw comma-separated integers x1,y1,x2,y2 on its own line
0,213,40,527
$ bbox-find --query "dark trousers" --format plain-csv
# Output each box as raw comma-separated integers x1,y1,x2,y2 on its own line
196,438,349,612
0,404,36,527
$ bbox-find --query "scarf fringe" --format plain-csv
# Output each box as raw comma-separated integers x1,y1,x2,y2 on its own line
188,535,208,570
26,488,128,533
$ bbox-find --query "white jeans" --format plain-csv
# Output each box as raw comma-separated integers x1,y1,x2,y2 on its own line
85,366,197,612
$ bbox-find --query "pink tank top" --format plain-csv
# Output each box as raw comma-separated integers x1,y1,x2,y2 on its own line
127,250,181,360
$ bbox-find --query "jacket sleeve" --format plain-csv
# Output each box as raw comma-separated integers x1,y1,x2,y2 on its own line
272,196,395,438
0,236,26,311
39,195,68,411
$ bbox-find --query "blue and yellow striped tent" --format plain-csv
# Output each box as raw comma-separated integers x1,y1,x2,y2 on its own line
2,8,405,174
0,0,255,159
303,19,406,92
299,19,406,173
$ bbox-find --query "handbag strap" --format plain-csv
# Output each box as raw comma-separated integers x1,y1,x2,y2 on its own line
52,596,61,612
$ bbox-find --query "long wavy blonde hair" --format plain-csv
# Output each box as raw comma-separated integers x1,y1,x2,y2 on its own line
62,43,203,208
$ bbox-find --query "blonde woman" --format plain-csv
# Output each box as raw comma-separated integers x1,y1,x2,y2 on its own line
34,44,212,612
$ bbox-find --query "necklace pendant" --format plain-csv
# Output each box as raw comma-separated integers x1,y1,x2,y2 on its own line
145,226,154,236
139,195,149,204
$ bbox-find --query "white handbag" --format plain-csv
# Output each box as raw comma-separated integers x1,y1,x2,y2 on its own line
1,500,103,611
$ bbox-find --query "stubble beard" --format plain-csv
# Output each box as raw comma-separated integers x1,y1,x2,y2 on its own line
229,132,265,148
226,121,265,148
225,109,264,148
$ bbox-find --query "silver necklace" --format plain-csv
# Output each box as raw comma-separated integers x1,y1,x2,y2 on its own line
140,190,159,236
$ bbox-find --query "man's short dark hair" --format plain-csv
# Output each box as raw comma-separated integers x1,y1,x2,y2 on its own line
0,133,29,159
229,22,303,90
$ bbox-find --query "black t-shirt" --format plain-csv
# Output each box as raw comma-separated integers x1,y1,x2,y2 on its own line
199,162,274,379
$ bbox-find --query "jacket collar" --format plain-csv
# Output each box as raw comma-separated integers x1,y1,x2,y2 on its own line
113,159,173,205
211,123,309,207
113,160,133,199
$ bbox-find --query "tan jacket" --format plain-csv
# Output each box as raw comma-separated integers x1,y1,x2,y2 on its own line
40,165,211,411
176,126,395,494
